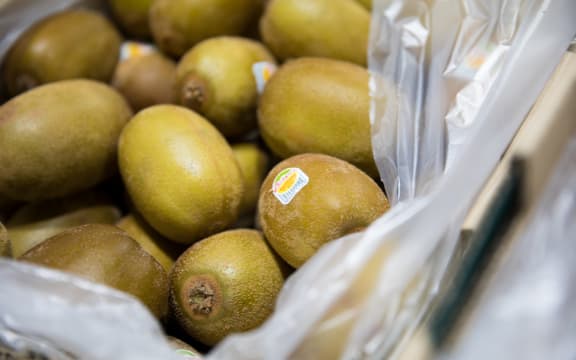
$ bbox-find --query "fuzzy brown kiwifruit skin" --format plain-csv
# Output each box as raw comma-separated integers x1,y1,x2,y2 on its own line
232,143,270,216
176,36,276,139
260,0,370,66
20,224,169,319
108,0,154,39
113,51,177,112
170,229,286,346
0,80,133,202
149,0,265,58
7,189,121,258
0,222,10,257
118,105,244,244
8,207,121,259
117,213,187,273
258,57,378,178
2,10,122,97
258,154,390,268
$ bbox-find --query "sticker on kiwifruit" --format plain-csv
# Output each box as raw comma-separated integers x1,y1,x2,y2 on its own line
272,167,309,205
120,41,157,61
252,61,277,94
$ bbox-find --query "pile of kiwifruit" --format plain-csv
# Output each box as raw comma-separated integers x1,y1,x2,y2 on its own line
0,0,389,355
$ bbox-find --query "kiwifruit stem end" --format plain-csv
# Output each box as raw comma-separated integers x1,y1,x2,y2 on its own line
180,73,208,113
182,275,221,319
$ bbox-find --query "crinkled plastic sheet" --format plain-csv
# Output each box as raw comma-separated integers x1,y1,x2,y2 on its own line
211,0,575,359
440,136,576,360
1,1,575,359
0,259,179,360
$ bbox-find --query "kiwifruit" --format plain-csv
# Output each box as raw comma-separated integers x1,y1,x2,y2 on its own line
113,47,177,112
232,143,269,216
166,336,202,359
116,213,186,272
260,0,370,65
118,105,244,244
149,0,265,58
170,229,286,346
6,189,116,226
7,190,121,258
2,10,122,97
108,0,154,38
20,224,169,319
0,222,10,257
258,153,389,268
176,36,276,138
259,57,378,177
0,80,132,202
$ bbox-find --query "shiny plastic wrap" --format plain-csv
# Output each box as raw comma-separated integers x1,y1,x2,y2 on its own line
0,0,575,359
441,136,576,360
211,0,575,358
0,259,179,360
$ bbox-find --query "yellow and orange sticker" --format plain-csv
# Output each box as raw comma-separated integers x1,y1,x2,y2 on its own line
120,41,157,61
272,168,309,205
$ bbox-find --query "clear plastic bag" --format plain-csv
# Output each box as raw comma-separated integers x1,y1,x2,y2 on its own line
1,0,575,359
210,1,575,359
0,259,179,360
441,135,576,360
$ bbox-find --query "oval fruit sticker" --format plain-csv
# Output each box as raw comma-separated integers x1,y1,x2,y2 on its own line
120,41,157,61
272,168,309,205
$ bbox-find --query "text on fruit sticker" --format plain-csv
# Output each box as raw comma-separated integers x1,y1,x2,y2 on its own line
175,349,202,360
272,168,309,205
252,61,277,94
120,41,157,61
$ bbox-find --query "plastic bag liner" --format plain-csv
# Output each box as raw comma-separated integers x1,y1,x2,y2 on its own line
440,135,576,360
210,1,575,359
0,1,575,359
0,259,180,360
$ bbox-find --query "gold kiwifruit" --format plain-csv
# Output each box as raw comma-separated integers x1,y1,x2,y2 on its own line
116,213,186,272
118,105,244,244
232,143,270,216
176,36,275,138
170,229,286,346
2,10,122,97
113,48,177,112
108,0,154,38
258,153,389,268
259,57,378,177
7,190,122,258
20,224,169,319
260,0,370,65
0,80,132,202
149,0,264,58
